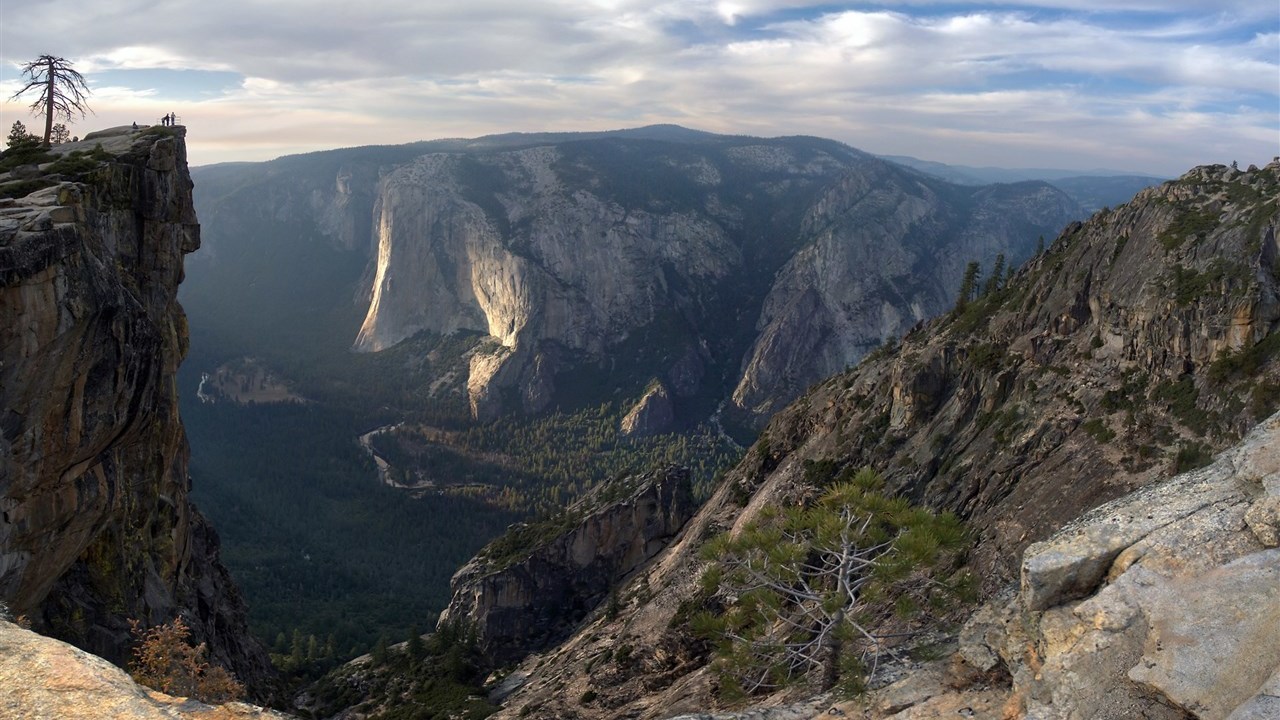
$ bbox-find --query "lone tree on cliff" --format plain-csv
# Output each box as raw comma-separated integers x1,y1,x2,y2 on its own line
9,54,92,146
693,468,972,698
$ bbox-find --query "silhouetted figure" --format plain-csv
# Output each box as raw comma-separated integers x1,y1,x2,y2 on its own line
132,121,138,130
169,112,176,126
160,115,167,127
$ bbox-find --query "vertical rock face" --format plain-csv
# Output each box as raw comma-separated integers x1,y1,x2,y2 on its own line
438,466,694,666
345,135,1079,425
0,127,271,690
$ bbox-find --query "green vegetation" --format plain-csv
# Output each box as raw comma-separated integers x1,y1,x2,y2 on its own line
182,388,518,664
1168,261,1231,306
477,508,583,571
1173,442,1214,474
307,623,497,720
1081,418,1116,444
953,261,981,313
1251,382,1280,421
1209,333,1280,382
0,139,53,171
1101,369,1150,413
1153,377,1212,436
45,148,106,176
1157,205,1219,251
692,469,971,698
0,178,55,199
966,342,1005,371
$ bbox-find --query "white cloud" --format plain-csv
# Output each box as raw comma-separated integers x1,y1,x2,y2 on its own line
0,1,1273,174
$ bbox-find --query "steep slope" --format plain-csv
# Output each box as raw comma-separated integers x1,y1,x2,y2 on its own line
485,160,1280,719
0,127,272,690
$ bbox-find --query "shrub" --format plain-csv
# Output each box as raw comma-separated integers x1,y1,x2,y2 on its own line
129,617,244,703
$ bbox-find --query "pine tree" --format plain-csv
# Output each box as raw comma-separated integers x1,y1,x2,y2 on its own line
982,254,1005,297
5,120,38,151
49,123,71,144
407,625,425,665
290,628,305,669
693,469,971,696
371,633,389,665
954,261,981,313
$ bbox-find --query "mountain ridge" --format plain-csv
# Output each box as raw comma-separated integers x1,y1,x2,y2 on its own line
185,128,1081,432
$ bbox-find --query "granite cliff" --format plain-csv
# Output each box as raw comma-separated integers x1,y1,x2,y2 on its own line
0,127,272,691
186,128,1081,428
478,160,1280,719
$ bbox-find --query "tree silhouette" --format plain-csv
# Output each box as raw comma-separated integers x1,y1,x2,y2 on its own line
5,120,38,151
9,55,92,146
954,260,981,313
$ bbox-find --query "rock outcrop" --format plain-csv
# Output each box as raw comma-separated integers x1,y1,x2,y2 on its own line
0,619,287,720
0,127,272,691
483,161,1280,719
871,411,1280,720
621,381,676,438
437,465,694,665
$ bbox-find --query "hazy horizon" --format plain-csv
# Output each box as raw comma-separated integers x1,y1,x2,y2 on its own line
1,1,1276,175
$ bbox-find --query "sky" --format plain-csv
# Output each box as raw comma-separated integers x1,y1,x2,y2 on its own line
0,1,1276,175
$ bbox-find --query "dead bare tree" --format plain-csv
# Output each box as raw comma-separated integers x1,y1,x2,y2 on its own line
9,55,92,146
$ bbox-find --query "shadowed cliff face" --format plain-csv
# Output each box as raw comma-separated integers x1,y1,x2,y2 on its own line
0,126,272,692
438,465,694,666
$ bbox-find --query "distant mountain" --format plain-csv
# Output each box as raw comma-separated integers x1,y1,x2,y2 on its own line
187,127,1080,432
881,154,1167,213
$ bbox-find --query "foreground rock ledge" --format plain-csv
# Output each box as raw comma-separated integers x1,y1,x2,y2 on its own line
0,620,288,720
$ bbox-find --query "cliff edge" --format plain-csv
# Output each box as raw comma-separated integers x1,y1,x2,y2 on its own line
0,126,272,691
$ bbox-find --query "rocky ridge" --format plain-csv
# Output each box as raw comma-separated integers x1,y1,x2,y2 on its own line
0,127,272,691
482,160,1280,719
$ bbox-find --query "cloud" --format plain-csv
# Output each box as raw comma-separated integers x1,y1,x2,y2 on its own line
0,1,1273,174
